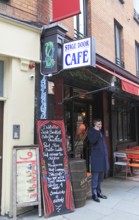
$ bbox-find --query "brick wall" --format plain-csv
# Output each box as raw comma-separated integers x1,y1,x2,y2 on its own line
0,0,37,21
1,0,139,75
37,0,52,24
89,0,139,75
0,0,74,37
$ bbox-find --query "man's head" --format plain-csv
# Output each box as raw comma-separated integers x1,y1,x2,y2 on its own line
93,119,102,130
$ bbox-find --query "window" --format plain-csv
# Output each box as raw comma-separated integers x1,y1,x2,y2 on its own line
74,0,88,39
135,42,139,77
113,99,136,142
117,110,130,141
114,20,124,68
134,0,139,13
134,0,139,24
0,0,10,3
119,0,125,4
0,61,4,97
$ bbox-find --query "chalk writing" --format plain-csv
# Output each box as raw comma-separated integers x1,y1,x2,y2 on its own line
37,120,74,217
40,122,66,213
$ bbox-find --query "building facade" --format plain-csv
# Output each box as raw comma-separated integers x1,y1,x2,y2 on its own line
1,0,139,217
40,0,139,176
0,0,41,216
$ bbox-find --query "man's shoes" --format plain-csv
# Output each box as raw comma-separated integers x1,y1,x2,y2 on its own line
97,193,107,199
92,194,100,202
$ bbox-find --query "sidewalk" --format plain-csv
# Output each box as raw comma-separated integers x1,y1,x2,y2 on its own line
1,177,139,220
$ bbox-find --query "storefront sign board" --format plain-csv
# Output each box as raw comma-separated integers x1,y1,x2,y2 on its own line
37,120,74,218
63,37,96,70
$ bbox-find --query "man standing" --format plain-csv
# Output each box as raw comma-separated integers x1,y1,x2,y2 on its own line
87,119,109,202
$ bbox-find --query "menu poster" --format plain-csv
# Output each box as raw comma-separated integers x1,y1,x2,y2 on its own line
16,148,38,203
37,120,74,218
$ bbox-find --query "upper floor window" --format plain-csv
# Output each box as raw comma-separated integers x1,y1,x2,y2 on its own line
134,0,139,13
134,0,139,24
114,20,124,68
74,0,88,39
135,41,139,77
0,61,4,97
0,0,10,3
119,0,125,4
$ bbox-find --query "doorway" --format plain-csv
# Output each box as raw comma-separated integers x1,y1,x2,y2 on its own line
0,102,3,208
64,99,92,171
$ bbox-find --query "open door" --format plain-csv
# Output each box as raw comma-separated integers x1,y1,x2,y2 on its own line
0,102,3,208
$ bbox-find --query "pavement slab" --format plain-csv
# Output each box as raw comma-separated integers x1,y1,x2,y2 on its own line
1,177,139,220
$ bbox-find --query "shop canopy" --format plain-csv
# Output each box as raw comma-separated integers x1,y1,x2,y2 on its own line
96,64,139,96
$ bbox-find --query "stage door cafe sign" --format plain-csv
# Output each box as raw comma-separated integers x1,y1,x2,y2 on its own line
37,120,74,218
63,37,96,70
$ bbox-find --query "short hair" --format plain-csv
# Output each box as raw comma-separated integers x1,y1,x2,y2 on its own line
93,118,102,125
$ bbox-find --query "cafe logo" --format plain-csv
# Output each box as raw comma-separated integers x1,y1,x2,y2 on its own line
44,41,55,69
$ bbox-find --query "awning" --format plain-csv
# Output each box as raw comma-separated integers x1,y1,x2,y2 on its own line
96,64,139,96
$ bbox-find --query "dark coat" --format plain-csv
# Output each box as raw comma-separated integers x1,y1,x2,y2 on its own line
87,127,109,172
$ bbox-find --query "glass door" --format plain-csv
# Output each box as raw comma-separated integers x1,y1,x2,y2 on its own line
64,100,91,168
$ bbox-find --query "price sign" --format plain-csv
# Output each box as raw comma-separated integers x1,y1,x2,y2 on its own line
13,145,41,220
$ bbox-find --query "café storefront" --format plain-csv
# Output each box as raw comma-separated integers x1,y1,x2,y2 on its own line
38,23,139,176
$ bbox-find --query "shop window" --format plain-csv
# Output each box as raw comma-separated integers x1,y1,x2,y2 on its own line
114,20,124,68
74,0,88,39
117,110,130,141
135,41,139,77
0,61,4,97
116,104,135,142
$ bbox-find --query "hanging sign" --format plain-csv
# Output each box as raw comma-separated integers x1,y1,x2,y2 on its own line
37,120,74,218
63,37,96,70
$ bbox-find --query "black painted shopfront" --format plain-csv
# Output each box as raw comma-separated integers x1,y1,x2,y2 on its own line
36,24,139,176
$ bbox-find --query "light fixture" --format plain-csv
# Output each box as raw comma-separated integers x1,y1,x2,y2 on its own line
82,112,86,117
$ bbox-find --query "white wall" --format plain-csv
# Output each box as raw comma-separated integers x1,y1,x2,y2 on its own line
0,16,41,216
0,16,41,62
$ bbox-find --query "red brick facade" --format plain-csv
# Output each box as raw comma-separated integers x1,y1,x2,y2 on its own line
0,0,139,75
0,0,37,21
89,0,138,75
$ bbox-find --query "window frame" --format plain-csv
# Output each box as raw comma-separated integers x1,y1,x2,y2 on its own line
74,0,88,39
114,20,124,68
135,41,139,77
114,99,136,143
0,61,4,97
119,0,125,4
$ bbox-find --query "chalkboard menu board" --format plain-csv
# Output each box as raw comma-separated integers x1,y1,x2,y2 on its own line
37,120,74,218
